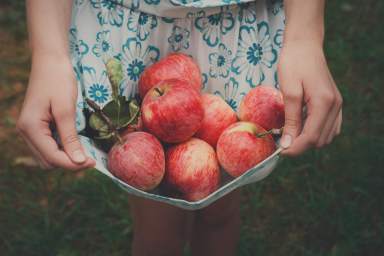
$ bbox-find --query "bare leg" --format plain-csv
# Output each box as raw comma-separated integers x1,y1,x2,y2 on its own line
190,190,241,256
129,196,194,256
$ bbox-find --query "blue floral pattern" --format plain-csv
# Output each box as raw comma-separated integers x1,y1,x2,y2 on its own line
92,30,114,60
127,11,158,41
90,0,124,27
238,3,257,23
269,0,284,16
232,22,277,87
74,0,85,6
274,28,284,49
195,8,235,47
274,70,280,89
168,25,190,51
214,77,245,111
209,43,232,78
201,72,208,90
69,28,89,60
170,0,203,7
83,67,110,105
145,0,160,4
120,38,160,97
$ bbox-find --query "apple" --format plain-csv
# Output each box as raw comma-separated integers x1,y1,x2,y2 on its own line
138,53,202,99
108,131,165,191
141,79,204,143
239,85,285,130
194,93,237,147
164,138,220,201
216,122,276,178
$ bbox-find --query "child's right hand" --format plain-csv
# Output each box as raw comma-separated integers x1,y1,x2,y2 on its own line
17,54,95,170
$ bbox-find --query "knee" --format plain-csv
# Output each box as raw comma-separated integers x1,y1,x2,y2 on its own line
133,230,186,256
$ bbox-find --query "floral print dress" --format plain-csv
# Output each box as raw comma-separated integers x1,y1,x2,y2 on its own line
70,0,285,208
70,0,285,132
69,0,285,209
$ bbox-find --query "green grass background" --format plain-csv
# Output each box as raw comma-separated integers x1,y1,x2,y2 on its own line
0,0,383,255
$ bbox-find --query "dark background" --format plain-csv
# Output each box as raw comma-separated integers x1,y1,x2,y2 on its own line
0,0,383,255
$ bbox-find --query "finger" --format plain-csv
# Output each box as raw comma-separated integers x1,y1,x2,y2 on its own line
283,95,332,156
19,132,53,169
325,108,342,144
52,104,87,164
278,77,304,150
325,119,338,145
316,99,339,147
336,109,342,135
317,76,343,147
25,121,95,170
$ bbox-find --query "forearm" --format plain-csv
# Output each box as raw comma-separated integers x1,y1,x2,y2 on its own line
26,0,73,58
283,0,325,45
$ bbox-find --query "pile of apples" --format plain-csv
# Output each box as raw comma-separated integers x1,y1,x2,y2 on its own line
97,53,284,201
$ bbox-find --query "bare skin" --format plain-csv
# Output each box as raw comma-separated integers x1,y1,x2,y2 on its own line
280,0,343,155
190,190,241,256
129,195,194,256
18,0,342,255
130,190,240,256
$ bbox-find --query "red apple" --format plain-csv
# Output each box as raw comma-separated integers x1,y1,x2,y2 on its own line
138,53,202,99
108,131,165,191
164,138,220,201
141,79,204,143
216,122,276,178
194,93,237,147
239,85,285,130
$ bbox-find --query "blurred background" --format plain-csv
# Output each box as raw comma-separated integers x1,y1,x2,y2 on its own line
0,0,383,255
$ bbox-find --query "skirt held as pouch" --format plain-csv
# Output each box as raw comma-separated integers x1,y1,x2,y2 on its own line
69,0,285,209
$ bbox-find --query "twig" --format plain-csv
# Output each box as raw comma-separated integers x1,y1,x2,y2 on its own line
85,98,123,143
256,127,283,138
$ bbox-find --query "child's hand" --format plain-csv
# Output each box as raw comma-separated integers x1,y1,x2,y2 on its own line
278,40,343,156
17,54,95,170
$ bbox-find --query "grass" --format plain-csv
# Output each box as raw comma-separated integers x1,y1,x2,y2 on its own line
0,0,383,255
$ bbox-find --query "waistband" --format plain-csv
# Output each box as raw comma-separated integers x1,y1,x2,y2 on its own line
108,0,257,18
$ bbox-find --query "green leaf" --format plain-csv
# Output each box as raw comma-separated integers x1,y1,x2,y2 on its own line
93,131,118,152
105,58,123,100
95,130,115,140
129,99,140,117
102,96,140,129
124,99,140,126
89,112,109,132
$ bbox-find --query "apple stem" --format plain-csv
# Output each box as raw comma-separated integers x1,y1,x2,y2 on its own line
154,87,163,96
86,98,123,144
256,127,283,138
114,131,123,144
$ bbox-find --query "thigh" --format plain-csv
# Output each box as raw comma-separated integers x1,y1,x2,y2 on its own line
129,195,193,240
196,189,241,227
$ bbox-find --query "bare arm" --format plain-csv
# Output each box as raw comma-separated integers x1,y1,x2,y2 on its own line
18,0,95,170
26,0,72,57
279,0,343,156
284,0,325,44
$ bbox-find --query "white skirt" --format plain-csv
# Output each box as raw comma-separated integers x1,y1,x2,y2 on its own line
70,0,285,209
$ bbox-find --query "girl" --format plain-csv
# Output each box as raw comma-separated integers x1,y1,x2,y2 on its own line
18,0,342,255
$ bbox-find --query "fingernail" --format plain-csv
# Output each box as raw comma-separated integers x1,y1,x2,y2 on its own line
280,135,292,149
72,150,86,163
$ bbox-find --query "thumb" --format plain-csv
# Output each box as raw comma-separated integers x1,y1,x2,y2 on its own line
279,81,303,150
53,106,86,164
